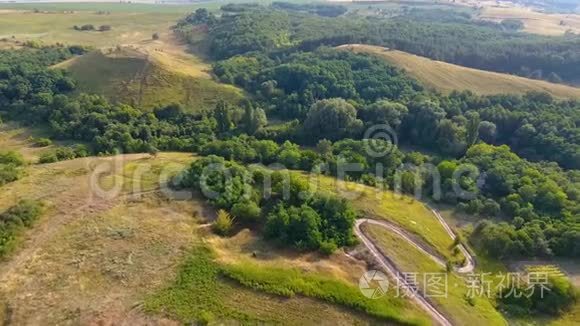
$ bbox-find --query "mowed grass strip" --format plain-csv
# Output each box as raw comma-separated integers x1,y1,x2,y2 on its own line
145,245,407,325
220,261,429,325
365,224,507,326
340,44,580,99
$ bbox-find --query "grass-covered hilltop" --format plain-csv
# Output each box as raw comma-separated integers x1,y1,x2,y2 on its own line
0,1,579,325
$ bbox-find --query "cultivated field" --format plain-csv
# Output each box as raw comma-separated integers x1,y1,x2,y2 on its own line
0,9,182,48
340,44,580,99
477,5,580,36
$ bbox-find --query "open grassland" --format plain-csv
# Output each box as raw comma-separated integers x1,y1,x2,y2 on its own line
0,123,54,162
220,259,428,325
208,228,368,285
340,44,580,99
478,6,580,36
0,9,182,48
364,224,507,326
53,34,244,111
0,2,218,13
0,152,200,324
145,244,397,325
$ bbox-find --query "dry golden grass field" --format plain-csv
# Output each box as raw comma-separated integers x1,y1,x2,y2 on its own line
477,5,580,36
0,9,179,47
340,44,580,99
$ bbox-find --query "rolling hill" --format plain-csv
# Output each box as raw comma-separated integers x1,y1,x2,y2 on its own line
53,39,244,112
339,44,580,99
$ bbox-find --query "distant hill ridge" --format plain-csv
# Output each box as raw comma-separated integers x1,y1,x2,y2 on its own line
339,44,580,99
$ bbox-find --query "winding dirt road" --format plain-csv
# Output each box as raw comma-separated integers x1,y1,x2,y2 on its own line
353,208,475,326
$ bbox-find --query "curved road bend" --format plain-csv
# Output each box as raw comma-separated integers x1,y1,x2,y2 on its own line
353,209,476,326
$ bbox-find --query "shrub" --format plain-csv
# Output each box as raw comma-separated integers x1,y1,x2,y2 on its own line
198,310,214,325
212,209,234,236
0,151,24,186
38,151,58,164
319,241,337,255
0,200,43,257
0,164,20,186
32,137,52,147
231,200,261,223
80,24,95,31
0,151,24,166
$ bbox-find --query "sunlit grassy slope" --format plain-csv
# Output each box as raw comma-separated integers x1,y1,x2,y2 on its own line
340,44,580,99
55,46,244,111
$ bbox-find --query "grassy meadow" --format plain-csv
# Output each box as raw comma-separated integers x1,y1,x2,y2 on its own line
340,44,580,99
55,47,244,111
0,151,430,325
0,9,182,48
310,172,458,259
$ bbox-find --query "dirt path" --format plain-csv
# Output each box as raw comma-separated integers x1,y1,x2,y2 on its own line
354,209,476,326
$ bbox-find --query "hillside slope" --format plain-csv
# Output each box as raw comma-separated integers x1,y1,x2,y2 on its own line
54,40,244,111
0,153,424,325
339,44,580,99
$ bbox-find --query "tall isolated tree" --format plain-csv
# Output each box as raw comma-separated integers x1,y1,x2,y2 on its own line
213,100,234,133
465,111,481,148
241,102,267,135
